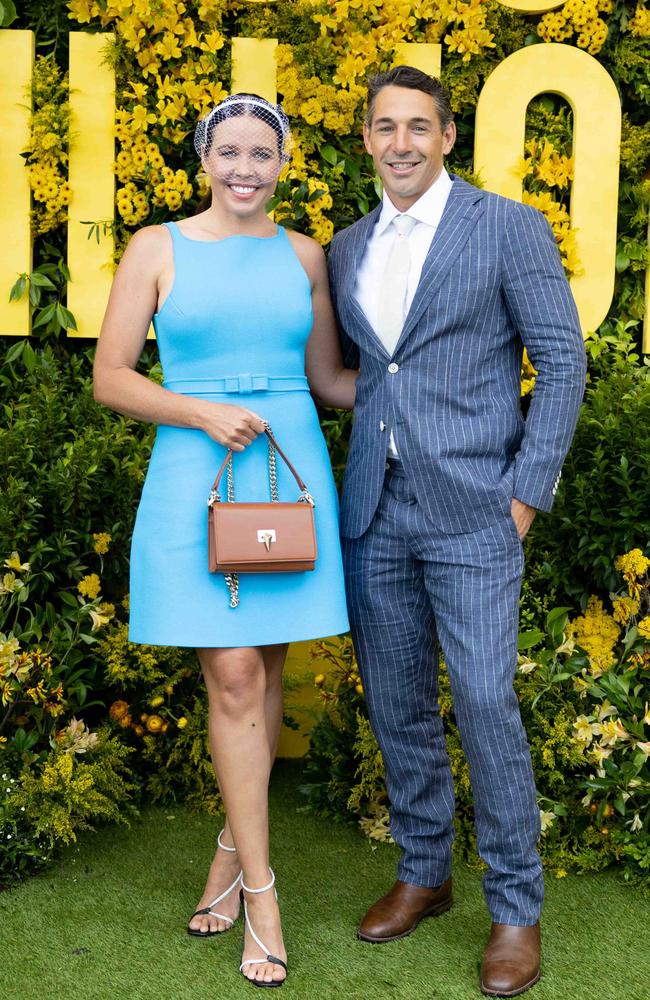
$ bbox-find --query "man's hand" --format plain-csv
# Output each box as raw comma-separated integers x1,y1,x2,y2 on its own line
511,497,537,541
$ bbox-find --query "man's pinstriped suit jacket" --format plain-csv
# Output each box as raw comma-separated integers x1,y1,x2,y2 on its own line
328,175,587,538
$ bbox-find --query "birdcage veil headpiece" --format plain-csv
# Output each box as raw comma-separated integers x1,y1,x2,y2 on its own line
194,93,292,175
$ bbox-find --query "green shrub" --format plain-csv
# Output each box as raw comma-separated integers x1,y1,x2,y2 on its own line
0,719,135,887
0,341,154,601
98,611,220,811
526,326,650,603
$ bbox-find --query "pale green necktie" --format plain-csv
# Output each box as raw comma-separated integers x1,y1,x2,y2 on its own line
375,213,416,356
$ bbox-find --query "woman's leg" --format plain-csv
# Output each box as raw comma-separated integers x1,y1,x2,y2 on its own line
189,644,288,936
189,644,288,983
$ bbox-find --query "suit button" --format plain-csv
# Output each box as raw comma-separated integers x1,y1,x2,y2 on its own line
388,362,399,374
379,420,385,431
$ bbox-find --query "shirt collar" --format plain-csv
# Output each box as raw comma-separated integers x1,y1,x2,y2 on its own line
376,169,453,236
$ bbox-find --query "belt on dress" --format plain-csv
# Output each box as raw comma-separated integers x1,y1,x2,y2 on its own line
163,374,310,395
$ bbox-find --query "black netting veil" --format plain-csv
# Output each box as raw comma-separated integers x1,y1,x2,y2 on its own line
194,93,292,183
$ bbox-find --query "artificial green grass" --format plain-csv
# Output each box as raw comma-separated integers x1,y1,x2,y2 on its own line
2,761,648,1000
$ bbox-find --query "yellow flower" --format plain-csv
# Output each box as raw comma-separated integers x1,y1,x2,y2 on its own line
540,809,556,833
0,572,19,595
89,608,111,632
638,617,650,640
109,700,129,721
573,715,596,743
300,98,324,125
78,574,101,599
615,548,650,582
92,532,112,555
569,596,620,673
629,4,650,36
149,695,164,708
314,673,325,686
177,716,188,729
593,718,629,746
612,595,640,625
4,552,30,573
146,714,164,733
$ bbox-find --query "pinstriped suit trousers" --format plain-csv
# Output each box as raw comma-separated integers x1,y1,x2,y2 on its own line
342,464,544,925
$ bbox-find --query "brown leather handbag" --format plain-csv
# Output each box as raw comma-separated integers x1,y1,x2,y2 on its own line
207,426,317,607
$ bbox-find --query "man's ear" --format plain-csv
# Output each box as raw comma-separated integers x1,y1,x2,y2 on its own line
363,120,373,157
442,120,457,157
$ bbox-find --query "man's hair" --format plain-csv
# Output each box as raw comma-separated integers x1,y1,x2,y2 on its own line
365,66,453,131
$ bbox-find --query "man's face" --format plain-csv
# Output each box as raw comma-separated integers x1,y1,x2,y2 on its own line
363,85,456,211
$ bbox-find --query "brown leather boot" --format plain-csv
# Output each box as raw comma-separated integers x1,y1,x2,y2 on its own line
357,878,452,943
480,922,541,997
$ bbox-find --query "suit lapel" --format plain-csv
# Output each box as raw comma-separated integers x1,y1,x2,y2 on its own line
395,178,486,351
338,204,391,361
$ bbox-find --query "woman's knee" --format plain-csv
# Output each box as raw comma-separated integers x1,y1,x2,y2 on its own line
201,648,265,714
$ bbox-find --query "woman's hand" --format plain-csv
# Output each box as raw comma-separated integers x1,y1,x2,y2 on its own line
198,402,267,451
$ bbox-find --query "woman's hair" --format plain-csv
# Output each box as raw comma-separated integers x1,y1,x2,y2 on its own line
194,92,291,161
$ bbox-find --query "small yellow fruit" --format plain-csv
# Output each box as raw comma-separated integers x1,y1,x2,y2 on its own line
314,673,325,686
355,683,364,695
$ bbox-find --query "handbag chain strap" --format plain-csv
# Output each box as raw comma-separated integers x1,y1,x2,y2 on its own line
209,424,314,610
223,454,239,608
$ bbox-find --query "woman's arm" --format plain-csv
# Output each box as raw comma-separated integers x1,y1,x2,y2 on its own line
93,226,266,451
288,232,357,410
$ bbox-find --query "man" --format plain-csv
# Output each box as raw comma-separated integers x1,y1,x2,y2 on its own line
328,66,586,997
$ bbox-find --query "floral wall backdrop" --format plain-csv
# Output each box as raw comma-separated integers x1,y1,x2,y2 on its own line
1,1,649,886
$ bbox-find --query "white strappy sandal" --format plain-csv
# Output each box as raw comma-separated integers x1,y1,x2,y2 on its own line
239,869,288,988
187,829,242,937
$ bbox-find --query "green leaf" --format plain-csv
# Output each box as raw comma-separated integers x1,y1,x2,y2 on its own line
9,274,27,302
22,341,36,373
59,591,80,608
5,340,25,363
518,628,544,651
32,302,57,329
29,272,57,289
0,1,17,27
55,302,77,331
546,607,573,628
320,144,338,166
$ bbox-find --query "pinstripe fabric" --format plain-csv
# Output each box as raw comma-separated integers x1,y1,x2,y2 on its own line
343,464,543,924
330,176,584,926
328,176,587,538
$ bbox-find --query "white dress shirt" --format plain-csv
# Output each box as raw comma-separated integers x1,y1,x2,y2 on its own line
354,169,453,455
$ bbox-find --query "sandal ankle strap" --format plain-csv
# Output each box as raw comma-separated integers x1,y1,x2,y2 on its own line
217,828,237,853
241,868,275,895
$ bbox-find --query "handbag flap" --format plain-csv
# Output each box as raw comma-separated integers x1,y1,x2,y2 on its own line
211,502,317,566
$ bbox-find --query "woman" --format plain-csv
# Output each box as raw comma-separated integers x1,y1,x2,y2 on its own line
94,94,356,988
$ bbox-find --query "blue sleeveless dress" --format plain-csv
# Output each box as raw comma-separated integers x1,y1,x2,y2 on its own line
128,222,349,647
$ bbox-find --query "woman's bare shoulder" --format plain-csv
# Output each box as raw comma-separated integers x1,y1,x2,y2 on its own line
284,229,326,284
